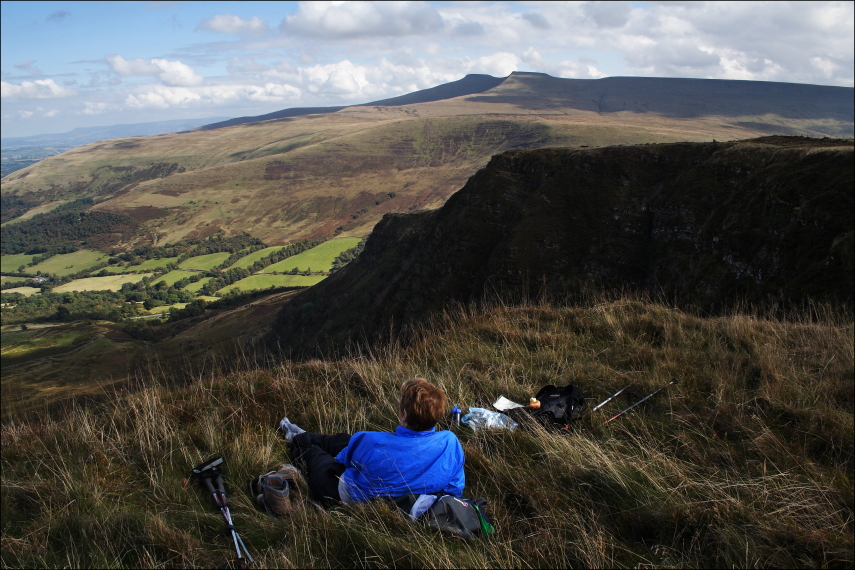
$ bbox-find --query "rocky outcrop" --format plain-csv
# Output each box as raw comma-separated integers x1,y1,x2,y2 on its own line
269,137,854,354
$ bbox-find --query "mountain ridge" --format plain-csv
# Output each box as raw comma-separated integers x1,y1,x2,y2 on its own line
268,136,854,355
197,73,505,131
3,73,852,251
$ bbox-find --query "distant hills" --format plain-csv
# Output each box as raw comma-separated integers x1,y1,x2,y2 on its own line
0,117,228,149
470,73,854,127
202,72,855,136
269,136,854,353
198,73,505,131
2,73,852,251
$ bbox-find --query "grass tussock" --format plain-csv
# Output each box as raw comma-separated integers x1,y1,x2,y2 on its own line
2,297,853,568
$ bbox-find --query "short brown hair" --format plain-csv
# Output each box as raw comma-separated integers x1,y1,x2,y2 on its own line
399,378,447,431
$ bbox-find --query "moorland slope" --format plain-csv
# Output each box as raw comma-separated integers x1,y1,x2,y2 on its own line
2,297,852,568
270,136,854,354
2,74,851,250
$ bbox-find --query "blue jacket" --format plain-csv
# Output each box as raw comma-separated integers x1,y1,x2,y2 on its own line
336,426,465,502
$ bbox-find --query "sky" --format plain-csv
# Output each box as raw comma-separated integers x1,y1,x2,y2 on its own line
1,1,853,138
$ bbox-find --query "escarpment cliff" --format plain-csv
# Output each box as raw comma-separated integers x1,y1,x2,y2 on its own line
270,137,854,353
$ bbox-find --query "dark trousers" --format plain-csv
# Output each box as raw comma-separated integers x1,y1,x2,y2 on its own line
292,432,351,508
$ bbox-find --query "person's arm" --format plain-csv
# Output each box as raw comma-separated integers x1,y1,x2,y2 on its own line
335,432,364,467
443,439,466,496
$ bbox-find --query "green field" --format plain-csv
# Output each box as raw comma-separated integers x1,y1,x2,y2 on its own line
29,250,108,277
227,247,286,269
148,303,189,314
1,276,29,287
261,238,361,273
182,277,212,293
1,324,95,367
0,254,35,273
104,256,181,273
52,273,153,293
178,252,231,271
150,270,197,287
2,287,41,296
217,274,325,294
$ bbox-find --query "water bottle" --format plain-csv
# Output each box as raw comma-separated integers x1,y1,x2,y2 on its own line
450,405,461,427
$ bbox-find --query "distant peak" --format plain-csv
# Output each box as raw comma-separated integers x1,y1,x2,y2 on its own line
507,71,554,78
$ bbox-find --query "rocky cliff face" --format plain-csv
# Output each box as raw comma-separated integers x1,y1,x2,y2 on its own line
270,137,854,354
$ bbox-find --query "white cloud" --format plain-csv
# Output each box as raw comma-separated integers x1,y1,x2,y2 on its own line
124,82,302,110
17,110,33,119
1,78,77,99
292,58,459,101
151,58,203,86
43,109,59,117
82,102,107,115
198,14,268,35
107,55,203,86
106,55,161,76
469,52,520,78
281,1,444,38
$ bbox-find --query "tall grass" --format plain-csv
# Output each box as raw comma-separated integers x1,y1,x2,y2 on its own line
2,297,852,568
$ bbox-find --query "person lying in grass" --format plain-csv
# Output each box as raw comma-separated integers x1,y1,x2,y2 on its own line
279,378,464,508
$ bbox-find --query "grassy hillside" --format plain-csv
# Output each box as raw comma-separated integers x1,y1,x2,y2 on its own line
270,137,854,354
1,297,851,568
5,74,849,250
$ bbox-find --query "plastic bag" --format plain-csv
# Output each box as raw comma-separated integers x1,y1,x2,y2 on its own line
461,407,518,431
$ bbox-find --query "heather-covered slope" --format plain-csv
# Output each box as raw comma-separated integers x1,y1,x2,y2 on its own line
270,137,854,353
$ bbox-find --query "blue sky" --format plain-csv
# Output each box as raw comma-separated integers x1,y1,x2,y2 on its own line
2,1,853,138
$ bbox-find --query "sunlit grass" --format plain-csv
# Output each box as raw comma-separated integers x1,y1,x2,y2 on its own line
2,297,851,568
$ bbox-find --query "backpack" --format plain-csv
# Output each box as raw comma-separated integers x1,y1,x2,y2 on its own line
530,384,586,428
387,494,495,540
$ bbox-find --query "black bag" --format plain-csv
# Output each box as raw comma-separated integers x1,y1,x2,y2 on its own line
530,384,586,428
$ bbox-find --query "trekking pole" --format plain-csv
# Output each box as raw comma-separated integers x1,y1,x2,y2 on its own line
192,457,254,565
590,379,677,434
203,475,242,560
578,385,630,420
216,473,254,564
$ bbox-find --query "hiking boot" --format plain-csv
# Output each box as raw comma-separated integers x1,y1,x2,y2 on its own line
259,473,292,517
253,464,305,518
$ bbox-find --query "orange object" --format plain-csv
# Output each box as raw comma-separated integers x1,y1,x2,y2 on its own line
526,398,541,410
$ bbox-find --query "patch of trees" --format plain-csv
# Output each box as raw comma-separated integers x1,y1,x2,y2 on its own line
1,198,140,255
0,290,143,324
1,196,37,223
111,233,265,268
176,233,264,261
0,273,194,325
330,238,367,272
